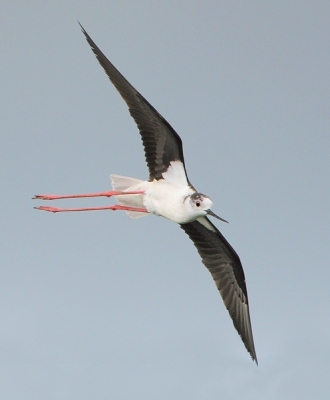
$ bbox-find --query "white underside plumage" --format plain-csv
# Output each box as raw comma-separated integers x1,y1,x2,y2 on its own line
110,161,200,223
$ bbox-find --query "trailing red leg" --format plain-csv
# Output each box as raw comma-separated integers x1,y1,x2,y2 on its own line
34,205,149,213
33,190,145,201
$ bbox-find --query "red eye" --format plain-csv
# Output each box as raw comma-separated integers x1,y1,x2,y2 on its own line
196,201,201,207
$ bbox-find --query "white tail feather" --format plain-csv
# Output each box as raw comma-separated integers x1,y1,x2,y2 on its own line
125,210,149,220
110,174,149,220
110,174,144,191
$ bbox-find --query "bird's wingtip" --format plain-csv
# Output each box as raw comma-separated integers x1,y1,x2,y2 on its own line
77,21,87,36
248,346,258,365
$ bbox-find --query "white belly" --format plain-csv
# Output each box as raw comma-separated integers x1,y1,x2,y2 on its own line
111,174,195,223
143,180,194,223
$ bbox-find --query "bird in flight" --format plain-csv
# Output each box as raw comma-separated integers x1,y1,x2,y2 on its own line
34,24,257,363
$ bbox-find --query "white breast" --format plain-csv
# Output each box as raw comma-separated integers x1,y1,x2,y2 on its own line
143,180,195,223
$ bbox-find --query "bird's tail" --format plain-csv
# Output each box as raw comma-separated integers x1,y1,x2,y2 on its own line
110,174,149,220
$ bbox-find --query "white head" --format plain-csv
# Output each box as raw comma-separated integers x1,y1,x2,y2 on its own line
187,192,228,223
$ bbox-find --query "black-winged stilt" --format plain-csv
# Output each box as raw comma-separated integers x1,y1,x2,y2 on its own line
34,25,257,363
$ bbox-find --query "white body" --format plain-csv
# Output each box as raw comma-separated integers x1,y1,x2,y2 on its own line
110,161,213,224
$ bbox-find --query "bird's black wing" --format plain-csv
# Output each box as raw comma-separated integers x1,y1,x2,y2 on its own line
80,24,188,182
180,216,257,363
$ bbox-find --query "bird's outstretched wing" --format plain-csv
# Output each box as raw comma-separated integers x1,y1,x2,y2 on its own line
80,24,188,182
180,216,257,363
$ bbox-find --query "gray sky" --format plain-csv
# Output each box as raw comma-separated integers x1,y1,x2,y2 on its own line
2,1,330,399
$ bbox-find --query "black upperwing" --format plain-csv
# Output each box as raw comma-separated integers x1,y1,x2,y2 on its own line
180,217,257,363
80,24,188,182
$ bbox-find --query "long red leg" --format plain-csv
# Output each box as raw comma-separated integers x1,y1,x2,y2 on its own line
35,205,149,213
33,190,145,201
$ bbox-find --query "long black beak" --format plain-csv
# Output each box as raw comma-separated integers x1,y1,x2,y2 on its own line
206,209,228,223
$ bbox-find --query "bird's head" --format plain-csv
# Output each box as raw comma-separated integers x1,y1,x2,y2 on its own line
188,193,228,223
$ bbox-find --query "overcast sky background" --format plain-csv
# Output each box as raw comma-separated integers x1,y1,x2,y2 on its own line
1,1,330,399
